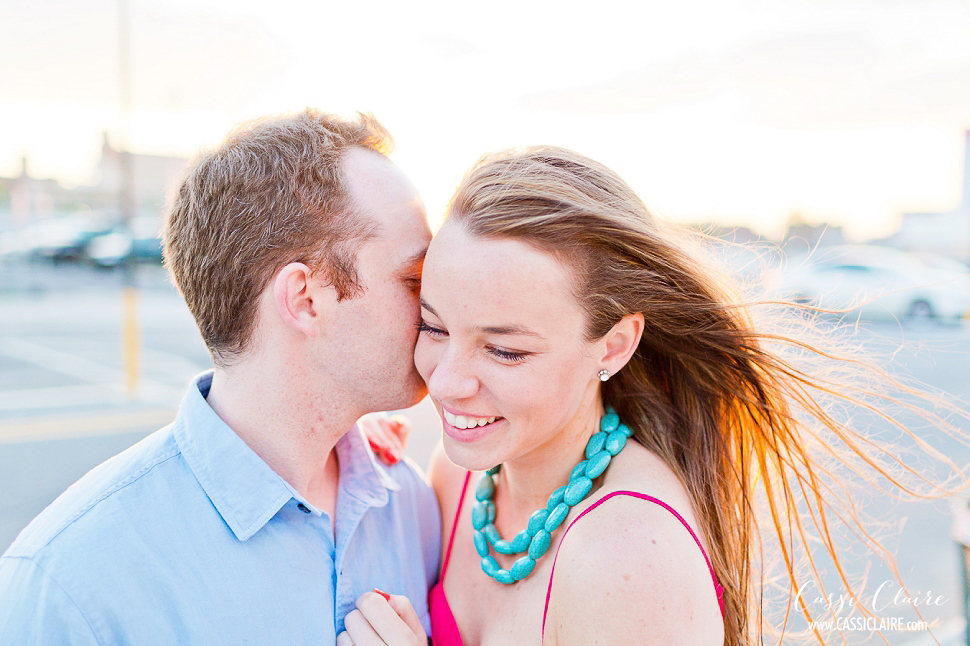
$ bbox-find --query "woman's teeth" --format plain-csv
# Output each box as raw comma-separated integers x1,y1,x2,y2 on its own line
443,410,499,430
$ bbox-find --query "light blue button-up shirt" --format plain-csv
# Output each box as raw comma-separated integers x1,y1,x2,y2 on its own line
0,372,441,644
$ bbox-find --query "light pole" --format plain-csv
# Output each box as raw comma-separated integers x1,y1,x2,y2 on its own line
118,0,139,397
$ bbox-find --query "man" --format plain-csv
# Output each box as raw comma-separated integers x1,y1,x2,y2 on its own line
0,110,441,643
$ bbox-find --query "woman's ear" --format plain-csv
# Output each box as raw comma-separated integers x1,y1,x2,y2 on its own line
273,262,334,337
598,312,644,377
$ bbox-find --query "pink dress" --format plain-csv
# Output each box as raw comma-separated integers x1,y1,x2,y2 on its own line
428,473,725,645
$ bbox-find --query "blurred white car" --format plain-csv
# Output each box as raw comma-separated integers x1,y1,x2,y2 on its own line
0,216,111,262
775,245,970,323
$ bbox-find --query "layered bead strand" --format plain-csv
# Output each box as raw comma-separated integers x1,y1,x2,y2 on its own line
471,408,634,584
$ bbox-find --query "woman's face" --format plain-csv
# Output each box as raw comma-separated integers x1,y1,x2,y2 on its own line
414,222,605,472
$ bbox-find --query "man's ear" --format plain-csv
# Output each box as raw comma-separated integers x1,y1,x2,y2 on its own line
598,312,644,377
273,263,334,337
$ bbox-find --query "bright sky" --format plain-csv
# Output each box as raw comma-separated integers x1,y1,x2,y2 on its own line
2,0,969,239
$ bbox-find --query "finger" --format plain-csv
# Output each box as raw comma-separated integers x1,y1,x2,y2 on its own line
375,417,405,457
359,416,386,444
390,415,412,446
386,592,426,641
356,591,424,643
362,417,403,464
336,631,355,646
368,438,399,466
364,429,398,465
344,608,384,645
358,412,389,431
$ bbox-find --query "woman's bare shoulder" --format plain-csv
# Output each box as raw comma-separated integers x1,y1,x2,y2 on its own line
549,497,723,644
546,447,723,644
593,442,693,508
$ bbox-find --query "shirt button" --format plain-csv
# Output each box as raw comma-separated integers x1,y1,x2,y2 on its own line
298,503,310,513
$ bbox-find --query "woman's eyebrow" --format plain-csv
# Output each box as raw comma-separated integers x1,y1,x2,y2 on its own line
477,324,543,338
420,298,438,317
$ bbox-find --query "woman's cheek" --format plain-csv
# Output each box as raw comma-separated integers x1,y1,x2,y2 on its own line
413,337,435,382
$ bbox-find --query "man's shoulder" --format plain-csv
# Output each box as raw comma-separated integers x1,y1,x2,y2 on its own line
4,424,183,561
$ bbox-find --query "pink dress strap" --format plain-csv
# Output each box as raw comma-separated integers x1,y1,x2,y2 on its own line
541,490,725,640
428,472,472,646
441,471,472,578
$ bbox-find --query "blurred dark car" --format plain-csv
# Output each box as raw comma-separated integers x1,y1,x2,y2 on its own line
85,217,164,268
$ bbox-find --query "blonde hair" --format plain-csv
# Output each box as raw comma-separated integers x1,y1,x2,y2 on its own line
164,109,392,365
445,146,967,644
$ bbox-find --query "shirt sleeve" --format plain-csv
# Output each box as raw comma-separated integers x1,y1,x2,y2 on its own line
0,556,101,644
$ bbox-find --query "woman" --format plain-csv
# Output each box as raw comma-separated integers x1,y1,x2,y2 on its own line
339,146,964,645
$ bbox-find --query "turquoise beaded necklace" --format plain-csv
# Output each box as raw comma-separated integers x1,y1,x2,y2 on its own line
471,407,633,584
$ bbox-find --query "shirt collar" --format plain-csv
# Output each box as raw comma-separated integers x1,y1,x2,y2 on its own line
174,371,401,541
338,422,402,507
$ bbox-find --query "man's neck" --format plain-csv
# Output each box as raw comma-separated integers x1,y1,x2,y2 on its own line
204,361,360,517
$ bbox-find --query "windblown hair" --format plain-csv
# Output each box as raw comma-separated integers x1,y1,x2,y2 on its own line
445,146,967,645
163,109,392,366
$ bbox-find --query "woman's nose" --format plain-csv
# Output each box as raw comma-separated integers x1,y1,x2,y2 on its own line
428,348,479,402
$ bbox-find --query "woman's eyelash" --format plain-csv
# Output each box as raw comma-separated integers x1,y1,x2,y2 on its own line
488,347,529,363
417,321,446,336
417,321,529,364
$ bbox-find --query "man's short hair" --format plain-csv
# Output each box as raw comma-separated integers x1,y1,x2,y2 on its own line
163,109,392,366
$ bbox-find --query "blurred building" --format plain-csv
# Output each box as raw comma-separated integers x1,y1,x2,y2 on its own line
0,158,80,228
886,131,970,261
94,133,189,218
0,134,189,230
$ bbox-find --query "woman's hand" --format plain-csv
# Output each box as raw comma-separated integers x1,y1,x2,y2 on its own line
336,589,427,646
358,413,411,466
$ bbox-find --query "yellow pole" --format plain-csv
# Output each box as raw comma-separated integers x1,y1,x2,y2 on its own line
123,285,139,396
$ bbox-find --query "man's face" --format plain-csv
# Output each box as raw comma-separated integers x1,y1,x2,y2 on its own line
325,147,431,413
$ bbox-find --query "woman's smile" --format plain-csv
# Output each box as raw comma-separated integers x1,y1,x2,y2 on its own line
440,406,506,442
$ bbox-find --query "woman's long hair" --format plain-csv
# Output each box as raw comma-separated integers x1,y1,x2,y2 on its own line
445,146,968,645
